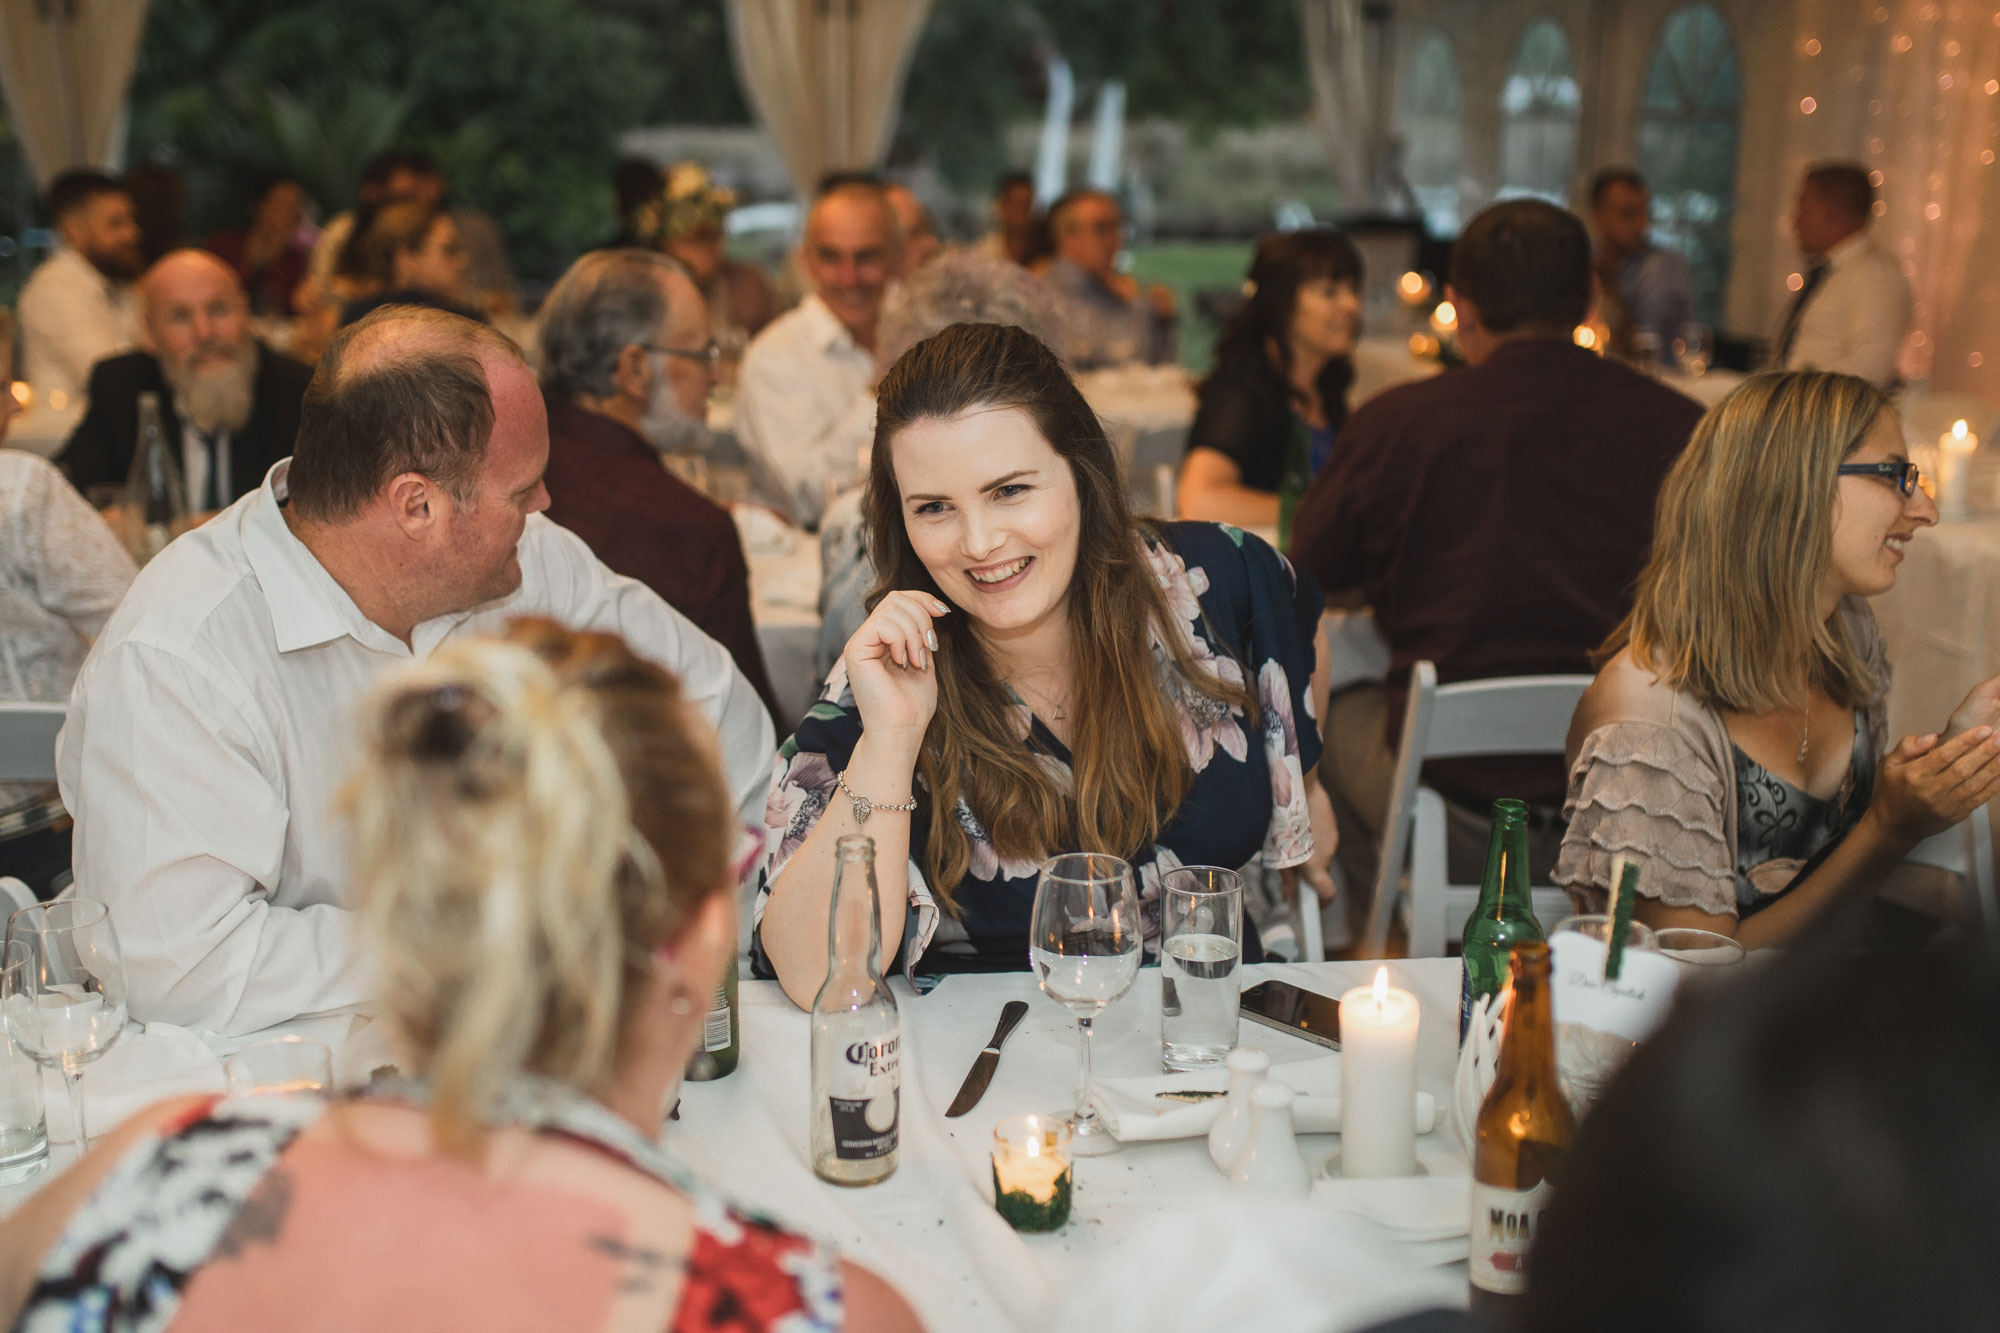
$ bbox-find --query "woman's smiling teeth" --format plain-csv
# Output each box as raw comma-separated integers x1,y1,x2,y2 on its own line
969,556,1032,585
1885,536,1907,553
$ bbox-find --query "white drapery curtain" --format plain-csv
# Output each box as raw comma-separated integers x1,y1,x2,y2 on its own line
727,0,933,201
0,0,150,189
1299,0,1372,212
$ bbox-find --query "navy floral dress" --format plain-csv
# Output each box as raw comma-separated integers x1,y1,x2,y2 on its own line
753,521,1324,986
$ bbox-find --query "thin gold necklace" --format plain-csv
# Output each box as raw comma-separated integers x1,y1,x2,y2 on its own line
1797,703,1810,766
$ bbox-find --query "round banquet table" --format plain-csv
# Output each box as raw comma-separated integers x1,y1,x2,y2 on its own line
0,960,1469,1331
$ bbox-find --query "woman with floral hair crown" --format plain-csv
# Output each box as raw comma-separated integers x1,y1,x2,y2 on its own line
630,161,777,342
755,322,1339,1004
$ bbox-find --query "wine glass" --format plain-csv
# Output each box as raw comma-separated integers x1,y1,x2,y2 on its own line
1030,853,1143,1156
3,901,129,1149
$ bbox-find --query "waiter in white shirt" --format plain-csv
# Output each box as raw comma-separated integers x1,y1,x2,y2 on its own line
732,179,899,528
1776,162,1913,388
57,306,775,1034
16,171,145,407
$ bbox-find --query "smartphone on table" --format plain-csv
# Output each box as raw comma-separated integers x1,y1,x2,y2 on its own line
1237,978,1342,1050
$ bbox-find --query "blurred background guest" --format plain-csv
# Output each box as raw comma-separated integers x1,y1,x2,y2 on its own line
885,181,941,276
974,169,1042,268
0,449,135,899
1527,942,2000,1333
813,251,1065,677
733,178,897,527
633,160,777,345
204,174,315,317
123,162,188,268
1777,161,1911,388
1558,371,2000,947
1177,228,1362,528
601,155,665,250
1291,199,1704,913
59,250,313,512
16,170,144,406
337,199,479,327
307,148,517,320
0,625,920,1333
1589,166,1693,363
1041,187,1175,370
537,247,780,720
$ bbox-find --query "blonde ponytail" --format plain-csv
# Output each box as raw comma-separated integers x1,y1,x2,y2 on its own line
343,621,732,1155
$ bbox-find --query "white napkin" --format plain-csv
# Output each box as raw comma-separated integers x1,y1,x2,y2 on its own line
1091,1055,1436,1142
1312,1170,1471,1244
42,1023,225,1143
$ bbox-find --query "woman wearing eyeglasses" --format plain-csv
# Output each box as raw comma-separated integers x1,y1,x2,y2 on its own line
1555,370,2000,947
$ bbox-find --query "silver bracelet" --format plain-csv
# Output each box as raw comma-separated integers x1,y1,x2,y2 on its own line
835,768,917,824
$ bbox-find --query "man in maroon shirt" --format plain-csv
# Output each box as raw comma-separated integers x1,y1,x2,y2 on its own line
1290,199,1704,900
536,248,779,720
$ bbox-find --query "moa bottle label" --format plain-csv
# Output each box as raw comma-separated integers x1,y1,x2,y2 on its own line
1469,1178,1553,1296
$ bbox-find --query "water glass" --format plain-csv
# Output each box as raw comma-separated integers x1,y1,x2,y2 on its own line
225,1035,333,1095
1159,865,1243,1071
1550,913,1659,1114
3,900,128,1149
1031,853,1142,1156
0,940,48,1184
1654,926,1745,994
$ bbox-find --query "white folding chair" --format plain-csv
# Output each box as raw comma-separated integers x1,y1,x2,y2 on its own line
1906,805,2000,938
0,701,65,783
1362,662,1593,958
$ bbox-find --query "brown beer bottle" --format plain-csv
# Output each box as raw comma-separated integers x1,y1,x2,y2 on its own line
1468,938,1574,1321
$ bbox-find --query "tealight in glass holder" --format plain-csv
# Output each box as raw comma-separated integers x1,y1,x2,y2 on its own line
990,1113,1072,1232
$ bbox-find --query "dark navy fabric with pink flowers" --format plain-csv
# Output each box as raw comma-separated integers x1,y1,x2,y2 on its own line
752,521,1323,985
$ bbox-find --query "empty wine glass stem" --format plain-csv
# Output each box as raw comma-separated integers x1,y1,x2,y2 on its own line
62,1063,85,1150
1072,1015,1096,1124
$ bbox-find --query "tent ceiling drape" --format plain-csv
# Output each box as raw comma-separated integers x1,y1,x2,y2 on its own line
0,0,151,190
727,0,933,201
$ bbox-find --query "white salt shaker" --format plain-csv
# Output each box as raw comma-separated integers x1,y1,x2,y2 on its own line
1207,1046,1270,1171
1228,1081,1312,1199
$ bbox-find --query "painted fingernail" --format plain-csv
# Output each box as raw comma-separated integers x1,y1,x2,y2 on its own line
931,599,950,615
926,630,939,651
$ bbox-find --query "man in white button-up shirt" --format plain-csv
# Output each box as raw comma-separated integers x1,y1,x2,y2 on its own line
1777,162,1912,388
16,171,145,406
58,307,774,1034
731,181,896,528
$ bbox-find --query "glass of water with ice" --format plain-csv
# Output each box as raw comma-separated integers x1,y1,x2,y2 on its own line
1160,866,1244,1072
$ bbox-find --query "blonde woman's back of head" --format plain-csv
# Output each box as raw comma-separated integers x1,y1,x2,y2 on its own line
1609,369,1890,713
343,618,734,1153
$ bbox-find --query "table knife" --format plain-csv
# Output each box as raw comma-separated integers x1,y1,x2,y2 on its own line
945,1000,1030,1117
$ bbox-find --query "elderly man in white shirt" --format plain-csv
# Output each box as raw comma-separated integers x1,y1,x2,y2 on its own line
57,306,774,1035
1776,162,1912,388
731,180,898,528
16,171,145,407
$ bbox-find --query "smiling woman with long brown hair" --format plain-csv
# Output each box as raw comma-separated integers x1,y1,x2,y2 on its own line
754,322,1336,1003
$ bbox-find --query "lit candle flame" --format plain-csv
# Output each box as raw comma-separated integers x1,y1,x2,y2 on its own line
1373,965,1389,1010
1433,301,1456,328
1025,1134,1040,1159
1398,271,1423,296
1573,325,1598,350
1954,419,1969,441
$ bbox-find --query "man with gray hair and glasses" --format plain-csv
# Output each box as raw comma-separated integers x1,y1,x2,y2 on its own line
537,248,778,719
57,305,774,1034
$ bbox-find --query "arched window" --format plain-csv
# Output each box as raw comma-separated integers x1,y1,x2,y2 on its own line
1397,30,1464,236
1638,3,1742,325
1498,18,1581,204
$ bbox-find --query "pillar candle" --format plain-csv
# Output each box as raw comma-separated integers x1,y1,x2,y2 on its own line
1939,419,1977,520
1339,966,1421,1178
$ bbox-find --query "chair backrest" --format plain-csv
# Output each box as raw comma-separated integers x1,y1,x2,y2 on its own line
0,702,65,783
1363,663,1593,957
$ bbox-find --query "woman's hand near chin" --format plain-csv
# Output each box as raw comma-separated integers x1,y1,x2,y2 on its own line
842,590,950,748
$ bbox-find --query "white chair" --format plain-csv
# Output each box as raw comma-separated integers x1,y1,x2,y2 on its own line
0,701,65,782
1907,805,2000,938
1362,662,1593,958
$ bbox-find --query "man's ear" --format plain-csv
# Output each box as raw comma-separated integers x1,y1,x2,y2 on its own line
612,342,653,406
383,471,441,539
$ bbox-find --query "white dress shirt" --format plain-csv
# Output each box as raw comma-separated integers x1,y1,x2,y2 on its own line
16,246,142,406
57,461,775,1034
1780,230,1913,387
731,294,875,528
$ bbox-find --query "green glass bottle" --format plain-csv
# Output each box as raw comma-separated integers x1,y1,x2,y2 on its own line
684,954,739,1081
1460,798,1544,1043
1276,414,1313,551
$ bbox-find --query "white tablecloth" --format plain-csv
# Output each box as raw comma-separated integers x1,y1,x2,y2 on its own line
5,404,81,460
2,961,1469,1330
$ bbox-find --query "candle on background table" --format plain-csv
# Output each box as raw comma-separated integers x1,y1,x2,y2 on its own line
1339,966,1420,1178
1938,419,1978,520
1429,301,1457,339
990,1113,1072,1232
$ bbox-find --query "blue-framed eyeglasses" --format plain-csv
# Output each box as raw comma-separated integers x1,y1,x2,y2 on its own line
1835,461,1922,497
